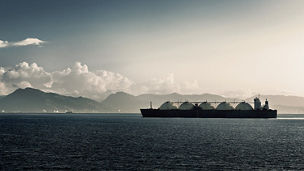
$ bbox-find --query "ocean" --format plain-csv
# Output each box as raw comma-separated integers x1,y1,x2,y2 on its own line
1,113,304,170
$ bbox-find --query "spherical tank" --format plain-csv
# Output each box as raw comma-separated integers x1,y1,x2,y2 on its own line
216,102,234,110
159,101,178,110
179,102,195,110
235,102,253,110
199,102,214,110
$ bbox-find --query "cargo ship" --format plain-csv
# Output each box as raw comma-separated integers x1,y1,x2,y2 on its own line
140,97,277,118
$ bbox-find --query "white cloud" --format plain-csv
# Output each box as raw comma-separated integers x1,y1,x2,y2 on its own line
0,62,134,100
51,62,133,100
13,38,45,46
0,62,204,100
131,73,201,95
0,38,45,48
0,62,52,94
134,73,180,94
0,40,9,48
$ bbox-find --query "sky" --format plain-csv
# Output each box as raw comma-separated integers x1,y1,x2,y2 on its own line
1,0,304,100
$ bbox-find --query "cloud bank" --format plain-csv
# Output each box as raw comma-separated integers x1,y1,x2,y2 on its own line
51,62,133,100
0,38,45,48
0,62,202,100
133,73,201,95
0,40,9,48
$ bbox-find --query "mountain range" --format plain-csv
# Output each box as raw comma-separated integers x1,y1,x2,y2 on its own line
0,87,304,114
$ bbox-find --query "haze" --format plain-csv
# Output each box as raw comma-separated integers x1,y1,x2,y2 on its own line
1,0,304,100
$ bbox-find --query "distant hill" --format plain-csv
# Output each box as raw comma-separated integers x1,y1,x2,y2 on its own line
101,92,142,113
101,92,238,113
0,88,104,113
1,88,304,113
102,93,304,113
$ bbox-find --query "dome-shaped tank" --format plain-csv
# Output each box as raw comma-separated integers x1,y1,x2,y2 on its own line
216,102,234,110
179,102,194,110
159,101,178,110
199,102,214,110
235,102,253,110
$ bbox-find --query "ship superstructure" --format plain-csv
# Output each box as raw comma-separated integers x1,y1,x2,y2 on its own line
140,97,277,118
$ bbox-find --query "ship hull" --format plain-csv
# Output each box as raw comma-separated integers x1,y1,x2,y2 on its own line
140,109,277,118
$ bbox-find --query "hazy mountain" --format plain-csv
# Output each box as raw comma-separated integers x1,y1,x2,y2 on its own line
0,88,104,113
1,88,304,113
101,92,238,113
103,93,304,113
101,92,142,112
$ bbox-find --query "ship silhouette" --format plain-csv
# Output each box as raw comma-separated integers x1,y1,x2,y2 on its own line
141,97,277,118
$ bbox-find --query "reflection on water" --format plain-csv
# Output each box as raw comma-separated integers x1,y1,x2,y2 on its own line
1,113,304,170
278,118,304,120
278,114,304,120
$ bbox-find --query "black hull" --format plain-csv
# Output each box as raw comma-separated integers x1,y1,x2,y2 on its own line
140,109,277,118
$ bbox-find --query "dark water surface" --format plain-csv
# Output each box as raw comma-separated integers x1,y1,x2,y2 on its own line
1,114,304,170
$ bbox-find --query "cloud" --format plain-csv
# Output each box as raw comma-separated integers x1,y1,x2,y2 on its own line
0,62,52,94
134,73,180,94
51,62,133,100
0,40,9,48
131,73,201,95
0,38,45,48
13,38,45,46
0,62,134,101
0,61,202,100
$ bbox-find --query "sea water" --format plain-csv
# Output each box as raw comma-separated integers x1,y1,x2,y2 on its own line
1,113,304,170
